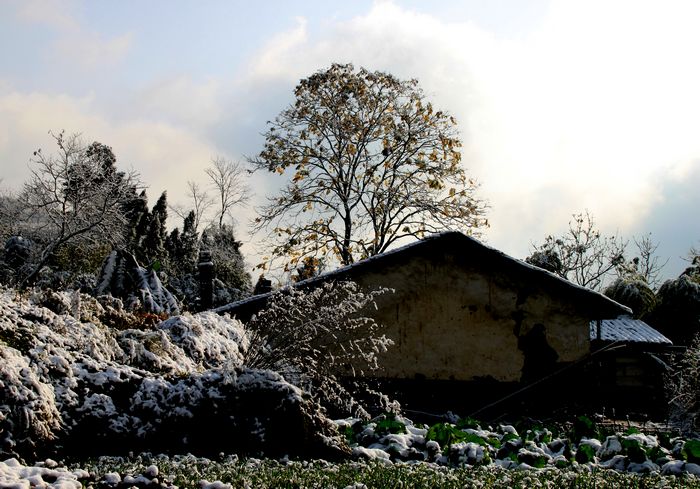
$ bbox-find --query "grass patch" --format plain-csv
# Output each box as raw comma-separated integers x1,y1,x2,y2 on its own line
68,455,700,489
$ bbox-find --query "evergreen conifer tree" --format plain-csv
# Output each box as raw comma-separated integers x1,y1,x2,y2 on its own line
123,190,150,255
151,192,168,243
139,191,168,268
178,211,199,273
200,224,251,303
167,210,199,276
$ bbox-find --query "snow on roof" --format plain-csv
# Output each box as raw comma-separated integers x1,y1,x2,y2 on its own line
590,317,672,345
216,231,632,317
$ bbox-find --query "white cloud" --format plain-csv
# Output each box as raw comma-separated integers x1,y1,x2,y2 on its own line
243,0,700,260
0,89,217,208
16,0,133,69
54,31,134,69
132,76,226,130
16,0,79,31
250,17,311,81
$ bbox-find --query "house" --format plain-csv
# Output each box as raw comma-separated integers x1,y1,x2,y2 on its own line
217,232,672,417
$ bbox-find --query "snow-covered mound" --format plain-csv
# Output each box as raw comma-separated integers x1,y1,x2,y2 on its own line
0,288,346,461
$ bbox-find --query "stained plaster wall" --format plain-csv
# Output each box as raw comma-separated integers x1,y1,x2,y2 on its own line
350,252,590,383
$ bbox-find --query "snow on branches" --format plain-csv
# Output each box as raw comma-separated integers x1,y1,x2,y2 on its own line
243,280,393,417
0,281,390,460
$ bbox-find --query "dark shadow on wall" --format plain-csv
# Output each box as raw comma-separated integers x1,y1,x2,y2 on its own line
518,323,559,383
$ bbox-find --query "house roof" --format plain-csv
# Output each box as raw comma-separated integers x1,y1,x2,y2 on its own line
216,231,632,319
590,317,672,345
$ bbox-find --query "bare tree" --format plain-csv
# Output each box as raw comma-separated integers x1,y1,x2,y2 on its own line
686,244,700,269
169,181,214,233
16,131,139,285
205,157,251,229
667,334,700,432
627,234,668,290
249,63,487,271
527,210,626,291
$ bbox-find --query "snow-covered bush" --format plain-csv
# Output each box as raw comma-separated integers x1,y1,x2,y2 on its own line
0,288,346,460
200,224,252,306
211,277,249,308
0,236,33,285
647,273,700,345
525,249,562,275
95,249,180,315
667,334,700,433
164,272,199,309
243,281,393,418
603,277,656,319
3,236,32,272
0,347,62,456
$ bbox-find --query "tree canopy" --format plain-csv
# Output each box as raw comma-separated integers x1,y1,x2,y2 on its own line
526,211,626,291
648,253,700,345
14,131,139,284
250,63,487,271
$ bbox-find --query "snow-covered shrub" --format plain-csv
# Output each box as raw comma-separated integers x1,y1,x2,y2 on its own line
0,287,347,460
30,288,73,315
95,249,179,315
604,278,656,319
164,272,199,309
1,236,33,285
69,273,97,293
158,311,247,368
525,249,562,275
667,334,700,432
200,224,251,297
114,312,248,375
211,277,248,308
243,281,392,418
0,347,62,456
650,274,700,345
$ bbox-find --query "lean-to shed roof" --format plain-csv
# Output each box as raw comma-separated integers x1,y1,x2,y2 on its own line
590,317,672,345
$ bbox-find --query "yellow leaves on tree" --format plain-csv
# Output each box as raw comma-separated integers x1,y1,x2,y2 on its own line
249,63,488,271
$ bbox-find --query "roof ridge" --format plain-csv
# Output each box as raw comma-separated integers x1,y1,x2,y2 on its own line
216,231,631,316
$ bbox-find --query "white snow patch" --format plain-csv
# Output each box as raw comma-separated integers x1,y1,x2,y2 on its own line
0,458,83,489
199,480,233,489
352,446,392,464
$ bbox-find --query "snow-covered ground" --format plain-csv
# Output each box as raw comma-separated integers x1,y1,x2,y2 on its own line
1,287,699,487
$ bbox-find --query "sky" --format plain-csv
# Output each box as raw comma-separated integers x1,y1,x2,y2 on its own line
1,0,699,281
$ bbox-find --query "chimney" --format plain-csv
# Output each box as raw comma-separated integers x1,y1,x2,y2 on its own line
254,277,273,295
198,250,214,310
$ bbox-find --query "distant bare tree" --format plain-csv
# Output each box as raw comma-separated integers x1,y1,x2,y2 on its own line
16,131,139,285
687,245,700,269
169,181,213,233
205,157,251,228
527,210,626,291
626,234,668,290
